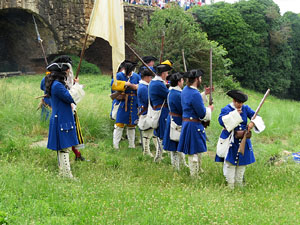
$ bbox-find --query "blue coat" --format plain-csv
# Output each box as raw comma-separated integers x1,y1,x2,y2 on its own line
40,77,51,107
137,81,149,116
115,72,140,125
215,104,256,166
163,87,182,151
47,80,78,151
177,86,207,155
149,76,169,139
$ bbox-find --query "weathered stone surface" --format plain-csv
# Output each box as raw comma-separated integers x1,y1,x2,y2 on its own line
0,1,154,52
0,1,155,73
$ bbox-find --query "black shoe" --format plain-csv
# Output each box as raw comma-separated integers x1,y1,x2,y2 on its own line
75,156,86,161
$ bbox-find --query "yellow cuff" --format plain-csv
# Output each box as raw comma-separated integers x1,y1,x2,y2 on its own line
112,80,126,92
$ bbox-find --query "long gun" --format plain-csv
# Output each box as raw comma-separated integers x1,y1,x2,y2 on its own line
238,89,270,156
75,34,89,79
182,49,187,72
159,31,165,64
32,15,48,66
125,42,157,77
202,48,213,128
209,47,213,106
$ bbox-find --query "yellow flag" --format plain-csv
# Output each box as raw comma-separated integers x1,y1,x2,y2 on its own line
86,0,125,81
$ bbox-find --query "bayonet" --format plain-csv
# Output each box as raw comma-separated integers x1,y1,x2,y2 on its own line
32,15,48,66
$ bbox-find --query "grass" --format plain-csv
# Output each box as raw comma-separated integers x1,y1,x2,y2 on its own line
0,74,299,224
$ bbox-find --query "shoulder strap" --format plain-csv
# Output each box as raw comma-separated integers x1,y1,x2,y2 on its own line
167,92,172,120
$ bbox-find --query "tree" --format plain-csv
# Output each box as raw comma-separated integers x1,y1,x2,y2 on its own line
133,5,232,86
192,0,293,98
283,12,300,100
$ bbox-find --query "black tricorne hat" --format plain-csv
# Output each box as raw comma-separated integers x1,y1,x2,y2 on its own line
52,55,72,65
156,64,172,74
46,63,70,72
167,72,184,81
183,69,204,79
227,90,248,103
167,72,184,87
140,67,154,78
142,56,157,64
121,60,137,76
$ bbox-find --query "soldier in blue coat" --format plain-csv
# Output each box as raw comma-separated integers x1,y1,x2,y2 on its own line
111,60,140,149
40,75,51,121
137,68,155,157
45,62,81,178
177,69,214,177
215,90,265,188
149,60,173,162
51,55,86,161
162,72,188,170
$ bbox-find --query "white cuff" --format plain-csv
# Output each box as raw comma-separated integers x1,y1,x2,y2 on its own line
201,92,208,104
202,107,211,122
251,116,265,133
69,83,85,104
222,110,243,132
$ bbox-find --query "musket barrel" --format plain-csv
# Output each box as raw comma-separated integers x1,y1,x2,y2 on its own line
125,42,157,77
159,31,165,64
252,89,270,120
209,47,213,105
182,49,187,72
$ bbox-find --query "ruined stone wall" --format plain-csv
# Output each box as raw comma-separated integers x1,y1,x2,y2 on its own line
0,1,155,72
0,1,154,52
0,0,94,53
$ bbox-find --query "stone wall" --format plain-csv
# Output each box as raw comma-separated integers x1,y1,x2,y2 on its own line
0,0,155,72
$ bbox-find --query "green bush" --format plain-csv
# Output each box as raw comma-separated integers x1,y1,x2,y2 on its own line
0,211,8,224
70,55,101,75
218,75,240,92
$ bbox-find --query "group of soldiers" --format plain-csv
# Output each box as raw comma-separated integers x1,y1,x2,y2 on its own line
110,56,266,189
42,54,266,189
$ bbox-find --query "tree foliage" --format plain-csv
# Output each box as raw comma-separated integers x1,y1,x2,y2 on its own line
192,0,295,99
133,6,233,86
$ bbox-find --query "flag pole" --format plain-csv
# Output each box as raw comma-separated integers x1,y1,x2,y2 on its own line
75,33,89,79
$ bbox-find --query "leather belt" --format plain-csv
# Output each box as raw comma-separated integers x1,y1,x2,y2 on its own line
153,104,168,110
169,112,182,117
182,117,201,123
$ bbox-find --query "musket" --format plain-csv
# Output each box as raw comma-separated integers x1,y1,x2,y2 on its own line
75,34,89,79
32,15,48,66
202,48,213,128
209,47,213,106
159,31,165,64
125,42,157,77
182,49,187,72
238,89,270,156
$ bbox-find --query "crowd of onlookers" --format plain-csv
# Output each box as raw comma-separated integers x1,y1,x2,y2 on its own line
124,0,206,10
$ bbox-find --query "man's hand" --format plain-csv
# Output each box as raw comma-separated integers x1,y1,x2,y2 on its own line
74,78,79,83
208,104,214,112
125,82,138,90
248,121,254,131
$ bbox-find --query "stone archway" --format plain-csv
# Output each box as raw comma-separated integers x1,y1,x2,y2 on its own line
84,21,139,75
0,8,58,73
